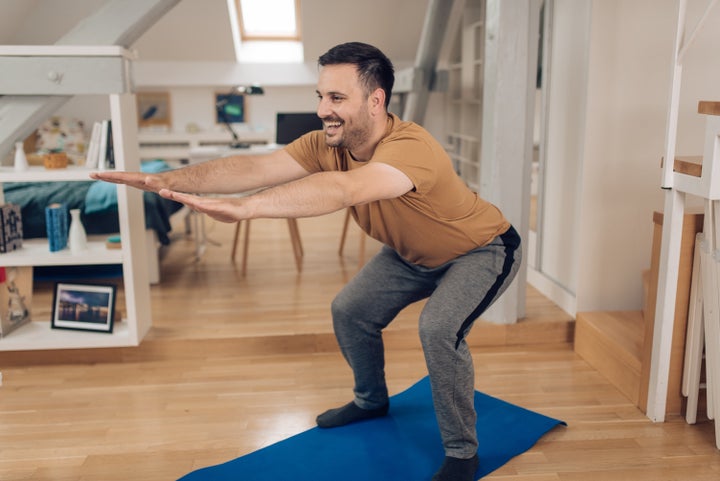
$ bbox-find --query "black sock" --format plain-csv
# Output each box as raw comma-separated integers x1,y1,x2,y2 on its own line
316,401,389,428
431,454,479,481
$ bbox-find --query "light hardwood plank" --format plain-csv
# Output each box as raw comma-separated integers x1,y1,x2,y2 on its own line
0,210,717,480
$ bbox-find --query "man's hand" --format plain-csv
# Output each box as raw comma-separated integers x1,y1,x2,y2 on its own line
158,189,249,223
90,171,168,193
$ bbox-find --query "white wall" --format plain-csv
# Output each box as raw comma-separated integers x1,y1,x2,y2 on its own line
536,0,591,299
575,0,720,311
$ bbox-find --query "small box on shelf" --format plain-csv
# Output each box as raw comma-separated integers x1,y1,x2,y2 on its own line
0,203,23,253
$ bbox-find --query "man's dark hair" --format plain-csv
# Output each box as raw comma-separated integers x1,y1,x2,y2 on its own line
318,42,395,109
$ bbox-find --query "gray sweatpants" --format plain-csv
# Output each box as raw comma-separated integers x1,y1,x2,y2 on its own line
330,226,522,458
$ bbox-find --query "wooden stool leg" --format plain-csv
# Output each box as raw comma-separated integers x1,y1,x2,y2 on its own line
231,221,242,262
286,218,304,272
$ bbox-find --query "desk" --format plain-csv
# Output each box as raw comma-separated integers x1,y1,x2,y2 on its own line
138,131,273,161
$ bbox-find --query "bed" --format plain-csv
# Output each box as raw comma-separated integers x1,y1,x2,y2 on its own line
3,160,185,284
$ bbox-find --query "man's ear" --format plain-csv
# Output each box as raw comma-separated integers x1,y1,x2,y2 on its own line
370,88,386,113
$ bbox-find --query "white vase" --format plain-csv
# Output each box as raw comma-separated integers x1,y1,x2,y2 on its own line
69,209,88,253
14,142,28,171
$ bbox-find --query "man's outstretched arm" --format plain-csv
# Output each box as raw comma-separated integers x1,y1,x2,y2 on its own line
158,161,414,223
89,149,310,195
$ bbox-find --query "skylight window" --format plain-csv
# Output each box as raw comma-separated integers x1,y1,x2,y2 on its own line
237,0,301,41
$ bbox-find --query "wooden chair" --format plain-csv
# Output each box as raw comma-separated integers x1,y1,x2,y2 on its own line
231,219,304,275
338,208,368,267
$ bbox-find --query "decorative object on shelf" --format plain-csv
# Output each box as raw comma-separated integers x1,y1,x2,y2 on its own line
215,85,264,148
51,282,116,334
45,203,68,252
0,266,33,338
36,116,88,165
13,141,28,171
106,235,122,249
68,209,88,254
43,151,69,169
136,92,171,130
0,203,23,253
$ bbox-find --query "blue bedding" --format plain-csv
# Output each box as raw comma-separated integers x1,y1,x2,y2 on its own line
4,161,183,245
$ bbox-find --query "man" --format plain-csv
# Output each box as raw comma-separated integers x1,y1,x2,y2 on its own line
92,42,521,481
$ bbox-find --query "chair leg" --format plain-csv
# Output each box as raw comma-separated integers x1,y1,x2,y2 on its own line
338,208,368,268
242,219,251,276
358,227,367,268
286,218,304,272
338,208,351,256
231,220,242,262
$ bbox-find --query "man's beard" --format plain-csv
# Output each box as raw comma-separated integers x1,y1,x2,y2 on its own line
324,110,372,151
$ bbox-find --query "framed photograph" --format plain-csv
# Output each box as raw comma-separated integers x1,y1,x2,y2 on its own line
215,92,245,123
136,92,172,129
0,266,33,338
51,282,116,334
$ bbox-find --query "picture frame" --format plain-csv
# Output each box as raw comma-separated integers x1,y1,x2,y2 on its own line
215,92,245,123
51,282,116,334
0,266,33,338
136,92,172,129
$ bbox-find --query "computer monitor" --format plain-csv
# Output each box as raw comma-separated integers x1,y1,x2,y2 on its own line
275,112,323,145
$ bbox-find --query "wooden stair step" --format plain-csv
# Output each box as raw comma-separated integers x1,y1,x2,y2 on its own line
674,156,703,178
574,310,644,405
698,100,720,116
660,156,703,178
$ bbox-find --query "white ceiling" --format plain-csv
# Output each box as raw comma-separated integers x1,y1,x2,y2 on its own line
0,0,429,64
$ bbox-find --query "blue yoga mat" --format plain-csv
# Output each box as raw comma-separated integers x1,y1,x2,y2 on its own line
179,377,565,481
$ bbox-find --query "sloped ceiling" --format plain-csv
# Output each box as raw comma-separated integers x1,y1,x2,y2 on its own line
0,0,428,64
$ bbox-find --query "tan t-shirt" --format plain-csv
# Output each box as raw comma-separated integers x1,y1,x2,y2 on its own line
284,113,510,267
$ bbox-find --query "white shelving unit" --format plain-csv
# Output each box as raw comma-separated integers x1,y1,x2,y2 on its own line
0,46,152,351
444,0,485,192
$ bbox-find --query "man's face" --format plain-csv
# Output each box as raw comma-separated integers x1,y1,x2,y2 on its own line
316,64,374,152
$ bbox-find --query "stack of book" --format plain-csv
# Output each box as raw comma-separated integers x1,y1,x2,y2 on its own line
85,120,115,169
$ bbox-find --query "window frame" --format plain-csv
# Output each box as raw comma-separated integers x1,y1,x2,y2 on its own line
235,0,302,42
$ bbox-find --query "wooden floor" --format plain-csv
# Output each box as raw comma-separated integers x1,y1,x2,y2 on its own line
1,211,719,480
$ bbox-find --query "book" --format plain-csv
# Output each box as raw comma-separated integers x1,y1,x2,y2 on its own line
97,119,109,170
85,121,102,169
105,120,115,169
45,203,68,252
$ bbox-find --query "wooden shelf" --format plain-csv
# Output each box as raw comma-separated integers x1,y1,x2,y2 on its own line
0,237,122,267
0,320,134,351
0,165,101,183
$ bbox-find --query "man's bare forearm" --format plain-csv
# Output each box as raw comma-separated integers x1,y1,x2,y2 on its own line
91,149,310,195
164,154,289,194
242,171,352,219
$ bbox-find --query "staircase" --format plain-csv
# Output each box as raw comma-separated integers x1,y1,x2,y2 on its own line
575,207,704,415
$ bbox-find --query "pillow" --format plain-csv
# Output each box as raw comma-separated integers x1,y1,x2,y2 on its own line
84,159,171,214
